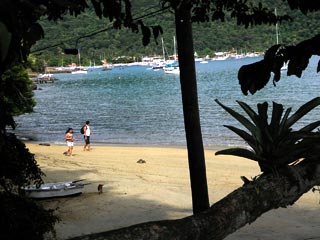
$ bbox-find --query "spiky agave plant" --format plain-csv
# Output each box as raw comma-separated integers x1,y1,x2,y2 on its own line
215,97,320,173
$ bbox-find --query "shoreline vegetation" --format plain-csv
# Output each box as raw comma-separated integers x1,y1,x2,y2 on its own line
25,142,320,240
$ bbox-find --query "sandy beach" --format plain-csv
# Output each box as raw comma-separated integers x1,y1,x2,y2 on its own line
25,143,320,240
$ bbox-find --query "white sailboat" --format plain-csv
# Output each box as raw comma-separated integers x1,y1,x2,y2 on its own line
152,37,167,70
71,49,87,74
275,8,288,71
163,36,180,74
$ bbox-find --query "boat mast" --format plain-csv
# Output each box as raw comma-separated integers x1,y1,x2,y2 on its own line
275,8,279,44
78,49,81,67
173,36,177,60
161,37,166,61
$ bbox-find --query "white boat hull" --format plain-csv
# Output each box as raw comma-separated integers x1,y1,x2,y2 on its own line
71,70,87,74
164,67,180,74
24,181,86,199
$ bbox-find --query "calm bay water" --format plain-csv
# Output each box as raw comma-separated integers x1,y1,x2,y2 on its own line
14,57,320,148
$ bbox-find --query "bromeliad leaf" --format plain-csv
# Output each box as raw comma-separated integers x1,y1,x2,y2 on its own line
215,148,264,162
215,98,320,173
215,99,256,135
223,125,258,152
299,120,320,132
236,100,258,124
285,97,320,129
270,101,283,135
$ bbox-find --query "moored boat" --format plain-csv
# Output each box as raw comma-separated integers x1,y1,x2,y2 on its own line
163,60,179,74
24,180,89,199
71,67,87,74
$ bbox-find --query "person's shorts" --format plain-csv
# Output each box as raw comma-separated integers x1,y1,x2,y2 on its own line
67,141,74,147
84,136,90,144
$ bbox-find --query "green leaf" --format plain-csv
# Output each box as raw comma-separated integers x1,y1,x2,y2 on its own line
299,120,320,132
224,125,258,152
215,99,256,135
257,102,268,127
279,107,292,135
236,100,258,124
285,97,320,129
215,148,264,162
270,101,284,134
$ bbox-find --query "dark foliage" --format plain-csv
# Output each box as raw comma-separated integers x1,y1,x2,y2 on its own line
238,34,320,95
0,192,59,240
0,133,44,193
0,133,58,239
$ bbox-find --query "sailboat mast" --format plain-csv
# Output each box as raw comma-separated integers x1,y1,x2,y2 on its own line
161,37,165,61
173,36,177,60
275,8,279,44
78,49,81,67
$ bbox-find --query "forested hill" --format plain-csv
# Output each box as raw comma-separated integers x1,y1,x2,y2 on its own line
31,0,320,67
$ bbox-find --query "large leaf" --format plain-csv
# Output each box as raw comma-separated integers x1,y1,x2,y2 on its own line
223,125,258,152
299,120,320,132
215,148,264,162
215,99,256,135
236,100,258,125
285,97,320,129
278,107,292,136
270,101,284,135
257,102,268,128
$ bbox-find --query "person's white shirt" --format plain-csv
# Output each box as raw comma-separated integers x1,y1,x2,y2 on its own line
85,125,90,136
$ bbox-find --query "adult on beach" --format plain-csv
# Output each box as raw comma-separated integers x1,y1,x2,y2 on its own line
65,127,75,157
83,120,92,151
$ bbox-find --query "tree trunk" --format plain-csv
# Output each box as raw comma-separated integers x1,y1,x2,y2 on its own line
174,0,210,213
68,160,320,240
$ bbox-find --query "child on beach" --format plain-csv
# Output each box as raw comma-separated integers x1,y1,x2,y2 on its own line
65,128,75,157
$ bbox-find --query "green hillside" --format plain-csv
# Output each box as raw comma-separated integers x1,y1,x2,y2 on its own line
31,0,320,67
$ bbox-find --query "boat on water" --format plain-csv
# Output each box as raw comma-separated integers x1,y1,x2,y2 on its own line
275,8,288,71
71,49,88,74
101,59,113,71
101,64,113,71
71,67,87,74
163,60,180,74
152,37,167,70
163,36,180,74
35,73,57,83
24,180,90,199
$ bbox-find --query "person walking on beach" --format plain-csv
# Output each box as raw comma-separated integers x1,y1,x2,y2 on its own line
65,127,75,157
83,120,92,151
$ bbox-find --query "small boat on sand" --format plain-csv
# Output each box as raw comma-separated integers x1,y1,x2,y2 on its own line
24,180,90,199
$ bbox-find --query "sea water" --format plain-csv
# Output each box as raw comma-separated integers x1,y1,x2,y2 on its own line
14,57,320,148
